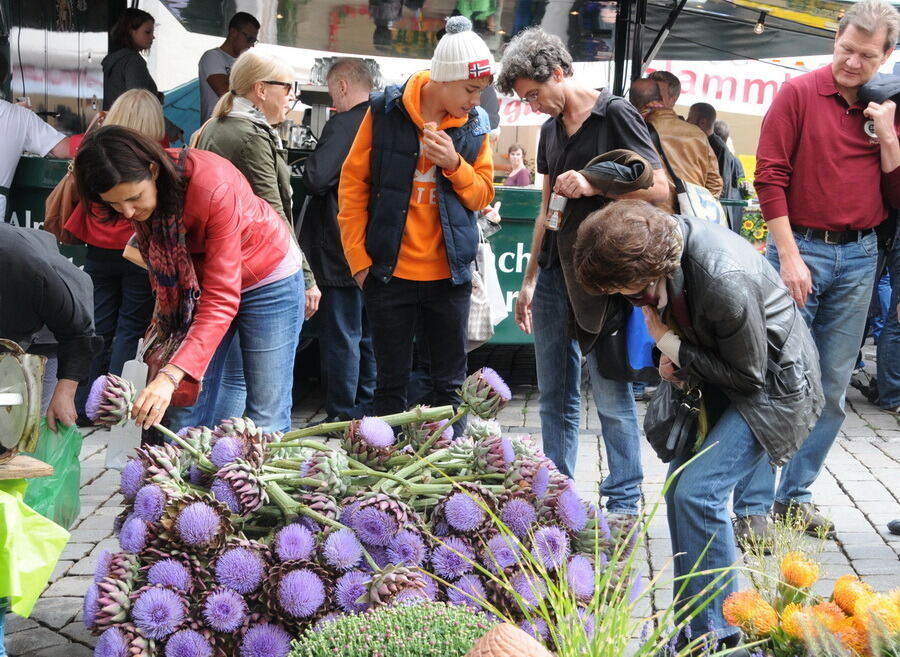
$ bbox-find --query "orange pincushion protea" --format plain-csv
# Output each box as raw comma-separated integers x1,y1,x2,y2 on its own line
782,603,810,641
854,593,900,636
722,590,779,635
833,574,874,615
809,601,847,632
780,551,820,589
834,617,868,655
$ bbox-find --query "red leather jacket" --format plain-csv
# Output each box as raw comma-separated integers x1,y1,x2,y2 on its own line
156,149,291,380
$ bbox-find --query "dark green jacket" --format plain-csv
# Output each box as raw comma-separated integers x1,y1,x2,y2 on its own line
197,115,315,287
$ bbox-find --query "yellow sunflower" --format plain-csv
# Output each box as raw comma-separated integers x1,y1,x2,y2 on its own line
742,219,754,230
753,229,766,240
722,590,779,635
781,551,820,589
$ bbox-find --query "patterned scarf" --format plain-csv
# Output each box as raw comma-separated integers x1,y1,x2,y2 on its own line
135,148,201,364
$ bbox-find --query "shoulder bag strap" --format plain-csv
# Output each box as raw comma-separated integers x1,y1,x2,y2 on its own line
647,124,687,195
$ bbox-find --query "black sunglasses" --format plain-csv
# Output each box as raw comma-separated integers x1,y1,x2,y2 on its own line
621,280,657,300
263,81,294,93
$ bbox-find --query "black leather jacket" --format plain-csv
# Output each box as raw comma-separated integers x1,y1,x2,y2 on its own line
669,216,823,465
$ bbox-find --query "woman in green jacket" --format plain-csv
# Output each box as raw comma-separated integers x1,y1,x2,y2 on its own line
195,49,319,421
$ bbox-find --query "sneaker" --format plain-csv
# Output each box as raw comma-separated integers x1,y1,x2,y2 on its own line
733,515,773,554
772,500,835,538
849,368,880,404
888,519,900,535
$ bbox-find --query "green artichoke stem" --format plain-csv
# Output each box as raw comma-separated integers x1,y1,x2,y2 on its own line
405,483,506,496
152,423,216,471
275,405,455,444
413,408,467,458
265,438,335,451
342,459,412,488
375,448,451,492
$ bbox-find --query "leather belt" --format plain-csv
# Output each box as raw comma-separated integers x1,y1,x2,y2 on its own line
791,225,873,245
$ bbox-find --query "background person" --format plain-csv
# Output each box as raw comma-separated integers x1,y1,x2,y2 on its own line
573,200,822,653
198,12,260,122
299,58,377,422
74,126,303,433
504,143,532,186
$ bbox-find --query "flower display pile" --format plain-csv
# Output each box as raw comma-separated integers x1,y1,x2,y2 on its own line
740,211,768,253
83,368,628,657
723,551,900,656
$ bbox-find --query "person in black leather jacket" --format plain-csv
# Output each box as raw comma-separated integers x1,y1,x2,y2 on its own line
573,199,824,652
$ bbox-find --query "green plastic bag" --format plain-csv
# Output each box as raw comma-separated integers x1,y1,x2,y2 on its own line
0,479,70,616
22,419,83,530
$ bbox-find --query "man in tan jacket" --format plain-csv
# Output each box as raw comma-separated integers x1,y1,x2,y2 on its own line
629,78,722,214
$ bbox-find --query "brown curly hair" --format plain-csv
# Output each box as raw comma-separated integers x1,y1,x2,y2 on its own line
573,200,682,294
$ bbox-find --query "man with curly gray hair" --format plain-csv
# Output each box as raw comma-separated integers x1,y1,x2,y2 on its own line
497,27,668,522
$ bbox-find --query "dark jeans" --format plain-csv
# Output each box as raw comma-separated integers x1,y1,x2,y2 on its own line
364,276,470,416
318,285,376,419
75,247,154,414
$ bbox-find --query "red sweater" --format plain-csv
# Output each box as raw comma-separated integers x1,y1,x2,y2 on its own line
755,66,900,231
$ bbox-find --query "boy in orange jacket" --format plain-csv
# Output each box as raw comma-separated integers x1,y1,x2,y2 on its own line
338,16,495,419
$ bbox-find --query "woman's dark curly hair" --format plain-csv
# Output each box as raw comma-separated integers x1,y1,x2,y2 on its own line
574,200,682,294
73,125,183,222
496,27,574,95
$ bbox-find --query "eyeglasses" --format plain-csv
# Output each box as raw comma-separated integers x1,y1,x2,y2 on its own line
519,89,540,104
240,30,258,44
264,81,294,93
621,280,656,300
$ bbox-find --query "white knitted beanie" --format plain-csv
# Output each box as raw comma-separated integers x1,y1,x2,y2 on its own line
430,16,495,82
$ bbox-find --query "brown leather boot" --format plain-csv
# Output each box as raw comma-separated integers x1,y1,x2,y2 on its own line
733,515,773,554
772,501,835,538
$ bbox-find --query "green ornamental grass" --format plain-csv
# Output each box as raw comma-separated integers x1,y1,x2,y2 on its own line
290,601,498,657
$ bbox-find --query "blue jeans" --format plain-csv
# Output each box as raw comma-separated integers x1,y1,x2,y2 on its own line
166,271,304,433
668,405,767,641
75,248,154,414
878,235,900,409
532,266,643,514
0,596,7,657
318,285,376,419
216,335,247,420
734,231,877,515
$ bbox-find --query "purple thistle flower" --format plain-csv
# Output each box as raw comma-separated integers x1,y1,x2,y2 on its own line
484,534,521,572
386,530,427,566
357,416,395,448
120,514,148,553
532,525,570,572
481,367,512,402
210,436,243,468
338,500,361,525
567,554,595,602
202,588,248,632
132,587,185,639
533,465,550,499
85,375,107,421
188,465,205,486
95,627,128,657
175,502,221,547
501,437,515,465
94,550,111,583
557,486,588,532
349,507,397,546
323,529,363,571
510,572,547,607
134,484,167,523
447,573,487,610
520,617,549,641
364,544,391,570
628,574,645,604
578,609,596,639
444,493,485,533
215,547,265,594
83,582,99,629
314,612,341,630
430,536,475,580
210,479,241,514
240,624,292,657
334,570,371,613
120,459,146,501
501,498,537,539
273,523,315,562
277,569,326,618
147,559,191,592
596,506,612,541
165,629,212,657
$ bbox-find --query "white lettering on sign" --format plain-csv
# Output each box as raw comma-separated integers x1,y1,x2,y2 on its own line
497,242,531,274
505,289,519,313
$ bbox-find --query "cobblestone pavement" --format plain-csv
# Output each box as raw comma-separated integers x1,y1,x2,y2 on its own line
4,347,899,655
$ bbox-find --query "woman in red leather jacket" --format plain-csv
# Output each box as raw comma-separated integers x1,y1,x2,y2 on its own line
73,125,304,433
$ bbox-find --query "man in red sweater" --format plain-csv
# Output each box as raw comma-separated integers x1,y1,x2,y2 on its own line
733,0,900,544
